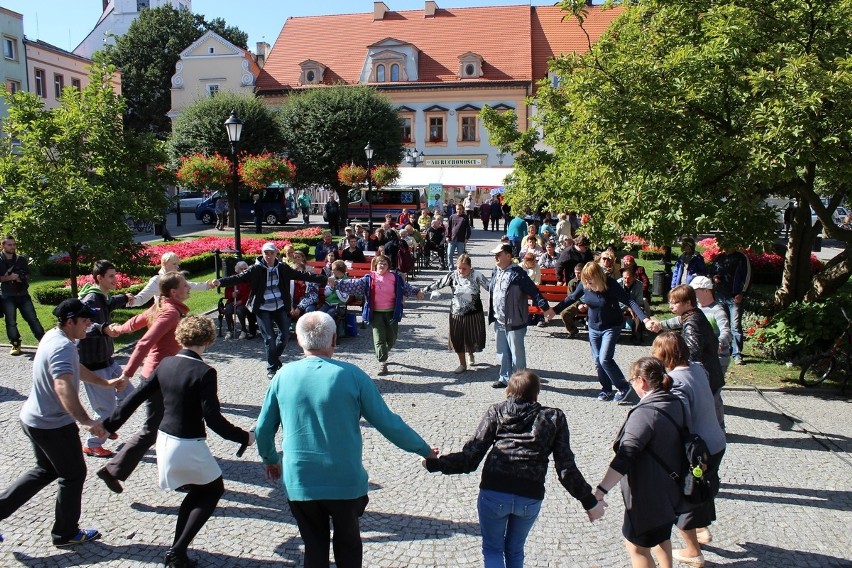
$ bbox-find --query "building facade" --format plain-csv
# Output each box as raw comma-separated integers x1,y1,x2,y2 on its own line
74,0,192,58
0,7,26,126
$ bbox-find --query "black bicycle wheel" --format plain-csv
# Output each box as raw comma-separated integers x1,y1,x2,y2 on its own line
799,355,835,387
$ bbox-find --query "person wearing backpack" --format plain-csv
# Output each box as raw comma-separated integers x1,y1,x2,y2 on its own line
652,333,726,568
594,357,686,568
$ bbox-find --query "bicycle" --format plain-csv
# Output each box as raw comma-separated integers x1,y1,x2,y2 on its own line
799,307,851,393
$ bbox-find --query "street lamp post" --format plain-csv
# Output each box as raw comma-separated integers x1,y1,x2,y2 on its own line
405,147,424,167
224,110,243,259
365,141,374,233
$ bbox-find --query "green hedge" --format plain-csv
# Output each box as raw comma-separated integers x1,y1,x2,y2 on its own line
638,250,666,261
33,283,146,306
285,236,322,247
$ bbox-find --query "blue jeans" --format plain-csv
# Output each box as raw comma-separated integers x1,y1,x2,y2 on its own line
477,489,542,568
447,240,466,268
494,322,527,384
720,296,743,358
255,308,290,373
588,326,628,392
2,294,45,345
508,237,522,258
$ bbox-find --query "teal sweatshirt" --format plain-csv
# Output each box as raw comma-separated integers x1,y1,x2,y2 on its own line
255,356,430,501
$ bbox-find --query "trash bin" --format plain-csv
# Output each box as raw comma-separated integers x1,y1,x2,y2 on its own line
652,270,670,298
812,236,822,252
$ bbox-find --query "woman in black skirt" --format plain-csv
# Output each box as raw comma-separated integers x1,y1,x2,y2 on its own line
423,253,490,373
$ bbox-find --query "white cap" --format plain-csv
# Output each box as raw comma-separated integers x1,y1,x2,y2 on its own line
261,242,278,252
689,276,713,290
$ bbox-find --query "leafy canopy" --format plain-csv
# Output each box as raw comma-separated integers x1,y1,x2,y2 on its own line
106,5,248,136
0,54,171,297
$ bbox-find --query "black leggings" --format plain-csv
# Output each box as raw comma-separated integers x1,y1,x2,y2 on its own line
172,476,225,556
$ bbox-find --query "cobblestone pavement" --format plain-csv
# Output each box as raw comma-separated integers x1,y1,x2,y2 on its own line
1,229,850,567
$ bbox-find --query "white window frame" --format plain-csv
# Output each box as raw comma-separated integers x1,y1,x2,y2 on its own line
2,36,16,61
206,83,220,97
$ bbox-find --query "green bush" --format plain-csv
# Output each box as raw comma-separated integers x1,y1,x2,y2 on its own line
32,282,146,306
638,250,665,261
749,297,848,362
292,243,309,256
286,236,322,247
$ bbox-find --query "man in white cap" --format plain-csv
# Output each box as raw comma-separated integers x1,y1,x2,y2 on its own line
213,243,331,379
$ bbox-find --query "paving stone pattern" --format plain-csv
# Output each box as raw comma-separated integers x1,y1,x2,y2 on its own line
1,230,850,567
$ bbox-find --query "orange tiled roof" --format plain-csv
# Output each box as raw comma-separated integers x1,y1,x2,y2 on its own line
256,3,622,94
256,5,532,92
531,5,624,84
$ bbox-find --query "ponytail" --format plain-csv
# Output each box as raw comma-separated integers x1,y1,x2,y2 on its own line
629,357,673,393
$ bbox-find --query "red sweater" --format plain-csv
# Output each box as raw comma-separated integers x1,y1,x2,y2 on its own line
116,298,189,378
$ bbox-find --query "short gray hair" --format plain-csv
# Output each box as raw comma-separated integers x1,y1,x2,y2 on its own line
296,311,336,351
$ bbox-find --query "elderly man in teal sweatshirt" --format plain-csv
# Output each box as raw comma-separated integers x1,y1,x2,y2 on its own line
256,311,437,568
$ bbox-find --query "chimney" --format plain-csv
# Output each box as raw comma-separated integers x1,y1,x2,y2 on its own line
374,2,389,21
255,42,270,68
425,1,438,17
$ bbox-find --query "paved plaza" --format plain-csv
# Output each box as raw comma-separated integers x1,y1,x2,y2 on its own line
0,230,850,567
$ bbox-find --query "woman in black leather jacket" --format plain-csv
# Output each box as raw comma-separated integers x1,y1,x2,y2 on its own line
423,370,603,567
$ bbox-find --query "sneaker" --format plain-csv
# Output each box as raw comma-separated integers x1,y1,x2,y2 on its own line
379,362,389,375
672,549,706,567
597,391,614,401
96,467,123,494
468,353,476,366
83,446,114,458
9,344,21,356
267,370,276,380
491,380,508,389
54,528,101,547
733,356,744,365
224,331,233,340
536,321,546,327
452,365,467,374
238,331,247,340
614,385,633,403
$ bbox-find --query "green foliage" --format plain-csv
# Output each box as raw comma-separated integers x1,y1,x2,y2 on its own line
278,86,403,194
291,243,310,256
176,153,231,190
0,55,170,298
33,283,145,306
489,0,852,296
106,5,247,136
167,92,284,162
749,297,850,361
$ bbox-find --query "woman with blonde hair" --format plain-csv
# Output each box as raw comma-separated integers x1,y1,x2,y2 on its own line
103,316,253,567
333,254,424,375
595,357,686,568
423,253,490,373
97,272,191,494
552,262,651,402
652,332,726,567
130,252,212,308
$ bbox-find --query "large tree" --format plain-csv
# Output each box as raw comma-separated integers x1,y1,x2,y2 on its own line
106,5,247,136
484,0,852,306
0,55,171,297
276,86,404,222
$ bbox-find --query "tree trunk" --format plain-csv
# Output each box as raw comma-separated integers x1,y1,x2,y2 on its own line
775,203,818,307
804,247,851,302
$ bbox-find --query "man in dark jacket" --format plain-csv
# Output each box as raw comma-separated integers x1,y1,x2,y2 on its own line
0,235,45,355
77,260,134,458
213,242,330,378
446,204,471,268
251,194,264,235
488,244,555,388
425,219,448,269
711,246,750,365
325,194,341,236
554,234,594,285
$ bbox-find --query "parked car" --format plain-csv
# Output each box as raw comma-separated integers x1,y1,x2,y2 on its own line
172,190,207,213
195,186,292,226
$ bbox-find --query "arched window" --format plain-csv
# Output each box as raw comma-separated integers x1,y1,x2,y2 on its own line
390,64,400,82
376,64,386,82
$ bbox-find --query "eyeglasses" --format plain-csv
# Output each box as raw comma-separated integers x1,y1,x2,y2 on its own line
602,257,613,262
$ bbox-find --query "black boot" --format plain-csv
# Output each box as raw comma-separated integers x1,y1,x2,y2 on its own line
164,549,197,568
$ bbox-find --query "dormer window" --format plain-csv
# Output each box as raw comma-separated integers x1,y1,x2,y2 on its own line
370,51,406,83
298,60,326,85
458,52,484,79
363,38,417,84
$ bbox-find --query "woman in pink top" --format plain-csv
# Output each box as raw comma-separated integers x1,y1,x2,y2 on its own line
334,255,424,376
95,272,190,494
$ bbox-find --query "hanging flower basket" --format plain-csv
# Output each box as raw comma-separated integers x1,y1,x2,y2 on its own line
371,164,400,189
337,163,367,187
176,153,231,191
239,153,297,189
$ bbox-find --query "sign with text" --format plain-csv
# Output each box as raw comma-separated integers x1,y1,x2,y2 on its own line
424,156,486,167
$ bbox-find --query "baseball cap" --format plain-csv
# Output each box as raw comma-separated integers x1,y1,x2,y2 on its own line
53,298,98,322
689,276,713,290
622,254,635,263
261,242,278,252
490,244,513,255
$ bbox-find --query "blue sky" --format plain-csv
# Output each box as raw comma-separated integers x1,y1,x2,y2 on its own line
9,1,555,53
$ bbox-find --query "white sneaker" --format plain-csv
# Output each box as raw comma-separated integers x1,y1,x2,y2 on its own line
224,332,233,340
468,354,476,366
238,332,247,340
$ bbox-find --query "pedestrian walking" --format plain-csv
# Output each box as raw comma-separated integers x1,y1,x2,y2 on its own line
103,316,253,568
256,311,438,568
0,235,45,355
710,245,751,365
298,190,312,226
252,193,264,234
325,193,341,236
423,254,490,373
446,204,471,267
423,370,604,567
0,299,121,547
214,196,228,230
487,244,555,389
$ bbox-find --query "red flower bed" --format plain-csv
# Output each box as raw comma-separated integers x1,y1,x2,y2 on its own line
64,272,144,290
141,236,292,263
621,234,649,248
697,237,822,273
270,227,323,239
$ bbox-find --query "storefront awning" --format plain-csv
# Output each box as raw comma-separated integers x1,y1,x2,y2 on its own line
395,167,513,189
